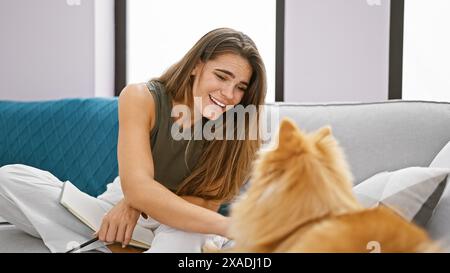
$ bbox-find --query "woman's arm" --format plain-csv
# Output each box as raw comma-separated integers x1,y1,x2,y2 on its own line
179,196,223,212
117,84,229,236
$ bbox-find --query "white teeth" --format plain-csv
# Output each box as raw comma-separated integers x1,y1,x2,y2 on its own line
209,95,226,108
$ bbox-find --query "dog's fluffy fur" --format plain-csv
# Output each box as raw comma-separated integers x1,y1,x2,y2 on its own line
226,118,439,253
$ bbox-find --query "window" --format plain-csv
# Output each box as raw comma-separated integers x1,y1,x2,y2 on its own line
403,0,450,102
127,0,276,102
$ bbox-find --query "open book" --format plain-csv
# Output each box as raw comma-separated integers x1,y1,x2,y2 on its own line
59,181,154,249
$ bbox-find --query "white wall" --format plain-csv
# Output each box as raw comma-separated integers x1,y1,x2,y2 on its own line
403,0,450,102
284,0,391,103
0,0,115,101
127,0,276,102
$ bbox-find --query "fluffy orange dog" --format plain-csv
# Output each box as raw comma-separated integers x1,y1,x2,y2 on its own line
226,118,439,253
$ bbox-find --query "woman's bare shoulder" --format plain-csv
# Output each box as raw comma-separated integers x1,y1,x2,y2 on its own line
118,82,156,130
119,82,153,101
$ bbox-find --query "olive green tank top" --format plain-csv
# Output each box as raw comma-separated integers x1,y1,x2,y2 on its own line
145,80,205,191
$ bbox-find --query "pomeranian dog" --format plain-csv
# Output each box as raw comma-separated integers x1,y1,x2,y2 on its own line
224,118,439,253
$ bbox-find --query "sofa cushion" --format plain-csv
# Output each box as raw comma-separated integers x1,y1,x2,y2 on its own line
353,167,449,227
0,99,119,197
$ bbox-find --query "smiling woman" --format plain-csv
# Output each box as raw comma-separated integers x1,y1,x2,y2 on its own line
110,27,267,252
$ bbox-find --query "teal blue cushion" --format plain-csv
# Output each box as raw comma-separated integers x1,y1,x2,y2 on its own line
0,98,118,196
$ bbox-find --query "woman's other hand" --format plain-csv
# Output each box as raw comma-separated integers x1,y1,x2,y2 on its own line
95,199,141,247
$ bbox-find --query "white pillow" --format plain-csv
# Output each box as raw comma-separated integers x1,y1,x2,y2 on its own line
353,167,449,226
430,141,450,168
425,141,450,251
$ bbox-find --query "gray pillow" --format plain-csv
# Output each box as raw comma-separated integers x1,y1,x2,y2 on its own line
353,167,449,227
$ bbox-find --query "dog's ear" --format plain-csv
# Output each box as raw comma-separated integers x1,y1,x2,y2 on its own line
276,118,308,151
278,118,300,141
276,118,296,149
315,126,332,142
279,118,297,134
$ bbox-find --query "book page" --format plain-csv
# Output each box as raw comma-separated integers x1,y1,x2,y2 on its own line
60,181,154,249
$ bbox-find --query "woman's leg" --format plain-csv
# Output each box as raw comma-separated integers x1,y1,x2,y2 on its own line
144,224,228,253
0,164,110,253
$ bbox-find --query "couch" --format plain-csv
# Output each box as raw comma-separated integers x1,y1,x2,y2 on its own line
0,98,449,252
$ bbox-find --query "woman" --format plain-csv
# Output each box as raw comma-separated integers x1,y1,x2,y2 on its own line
0,28,266,253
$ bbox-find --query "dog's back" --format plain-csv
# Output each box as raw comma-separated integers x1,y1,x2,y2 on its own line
274,206,439,253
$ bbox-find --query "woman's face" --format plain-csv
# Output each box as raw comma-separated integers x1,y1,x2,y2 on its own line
191,53,252,120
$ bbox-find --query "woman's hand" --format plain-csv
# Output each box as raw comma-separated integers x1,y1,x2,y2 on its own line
95,199,141,247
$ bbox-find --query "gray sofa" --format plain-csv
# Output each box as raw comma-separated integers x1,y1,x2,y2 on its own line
1,100,449,252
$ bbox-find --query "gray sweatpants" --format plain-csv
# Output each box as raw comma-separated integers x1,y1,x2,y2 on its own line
0,164,226,253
